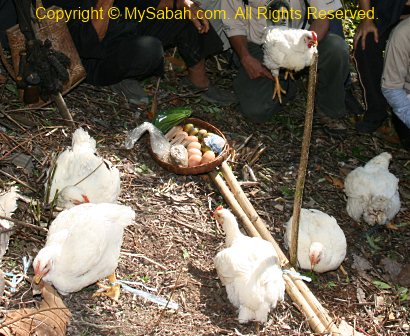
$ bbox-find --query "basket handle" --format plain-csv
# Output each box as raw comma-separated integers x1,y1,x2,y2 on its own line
0,41,17,81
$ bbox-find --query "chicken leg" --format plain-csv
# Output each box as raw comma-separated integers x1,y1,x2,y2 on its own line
273,76,286,104
284,70,295,81
93,273,121,301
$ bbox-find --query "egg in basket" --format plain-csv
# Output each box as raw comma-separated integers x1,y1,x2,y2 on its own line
125,117,229,175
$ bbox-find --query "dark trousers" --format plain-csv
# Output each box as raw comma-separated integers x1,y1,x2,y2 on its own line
353,32,390,123
234,33,349,123
84,19,223,86
0,0,17,48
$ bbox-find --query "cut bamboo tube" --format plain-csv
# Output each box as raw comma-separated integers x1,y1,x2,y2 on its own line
289,52,319,267
219,161,284,259
210,163,340,335
209,170,260,238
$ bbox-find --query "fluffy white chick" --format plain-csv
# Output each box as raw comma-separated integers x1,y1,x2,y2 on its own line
284,209,346,273
33,203,135,301
213,206,285,325
344,152,400,225
0,187,19,260
263,27,317,102
47,128,121,209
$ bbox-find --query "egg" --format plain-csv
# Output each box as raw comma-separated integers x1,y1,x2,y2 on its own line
188,154,202,167
200,150,216,164
187,142,202,151
185,135,198,143
188,148,202,157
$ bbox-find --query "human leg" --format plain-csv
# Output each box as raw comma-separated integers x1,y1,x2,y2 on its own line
316,33,350,119
233,43,283,123
140,19,235,105
353,32,389,133
84,36,164,86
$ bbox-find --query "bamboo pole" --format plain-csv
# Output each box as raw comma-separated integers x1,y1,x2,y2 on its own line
289,52,319,267
219,161,284,258
209,171,260,238
210,162,340,335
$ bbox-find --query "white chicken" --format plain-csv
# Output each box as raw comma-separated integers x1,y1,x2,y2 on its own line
0,187,19,260
33,203,135,301
344,152,401,225
263,27,318,102
47,128,121,209
213,206,285,326
284,208,347,273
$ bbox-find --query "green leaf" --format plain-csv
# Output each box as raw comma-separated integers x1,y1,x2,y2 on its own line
5,83,18,95
366,235,381,250
152,107,192,133
397,286,408,302
373,280,392,290
326,281,337,288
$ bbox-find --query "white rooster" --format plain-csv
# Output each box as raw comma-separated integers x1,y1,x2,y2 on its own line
47,128,121,209
33,203,135,301
0,187,19,261
263,27,318,102
284,209,346,273
213,206,285,327
344,152,401,226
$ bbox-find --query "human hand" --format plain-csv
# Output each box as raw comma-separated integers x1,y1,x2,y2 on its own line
241,55,273,80
184,0,209,33
354,19,379,50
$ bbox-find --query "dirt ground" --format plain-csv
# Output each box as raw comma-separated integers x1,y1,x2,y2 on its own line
0,56,409,335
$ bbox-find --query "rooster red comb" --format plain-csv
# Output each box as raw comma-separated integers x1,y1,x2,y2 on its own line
311,31,318,41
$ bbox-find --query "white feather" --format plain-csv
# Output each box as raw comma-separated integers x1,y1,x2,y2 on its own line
344,152,401,225
46,128,121,208
0,187,19,260
33,203,135,295
284,208,347,273
214,208,285,323
263,27,317,76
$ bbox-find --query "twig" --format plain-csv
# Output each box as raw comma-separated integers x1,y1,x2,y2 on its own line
120,252,167,270
0,131,48,162
0,215,48,233
73,161,104,186
170,218,214,237
0,169,37,192
289,52,318,266
147,265,184,335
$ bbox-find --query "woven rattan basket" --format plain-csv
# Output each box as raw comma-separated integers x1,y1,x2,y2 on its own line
5,5,86,107
149,118,229,175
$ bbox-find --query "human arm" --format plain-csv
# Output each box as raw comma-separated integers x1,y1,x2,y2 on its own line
381,19,410,128
171,0,209,33
382,88,410,128
353,0,378,50
91,0,114,41
309,18,330,42
221,0,272,80
229,36,273,80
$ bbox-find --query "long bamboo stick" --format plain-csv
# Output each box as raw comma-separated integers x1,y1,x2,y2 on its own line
220,161,285,259
209,171,260,238
289,52,319,267
211,163,340,334
210,170,328,333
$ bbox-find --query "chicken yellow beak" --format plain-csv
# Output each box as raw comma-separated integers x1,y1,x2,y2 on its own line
33,274,43,284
